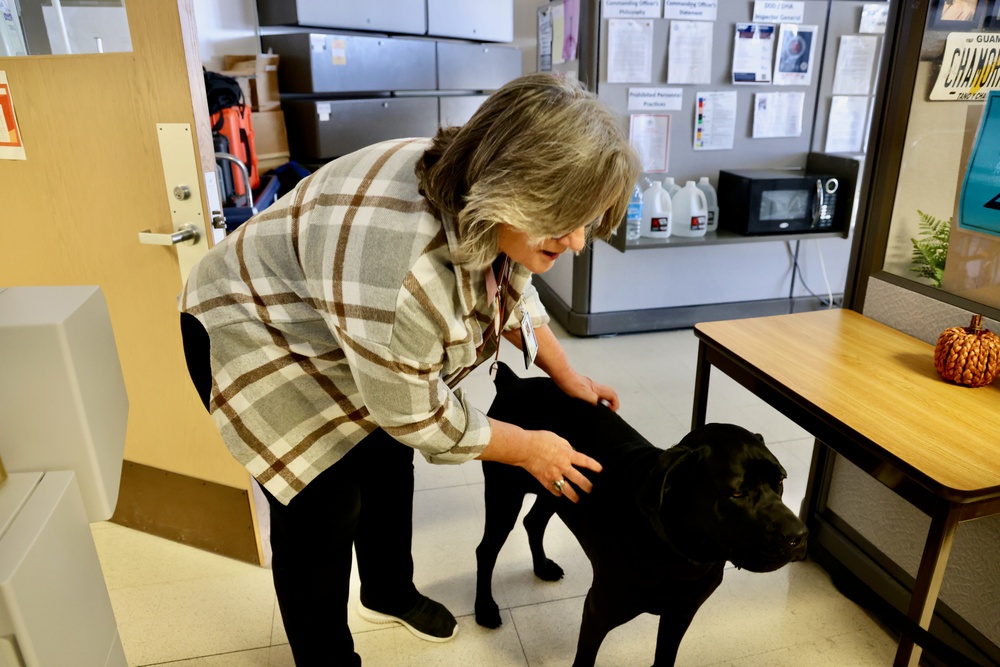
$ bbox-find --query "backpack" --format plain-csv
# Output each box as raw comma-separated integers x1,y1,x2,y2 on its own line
204,69,259,206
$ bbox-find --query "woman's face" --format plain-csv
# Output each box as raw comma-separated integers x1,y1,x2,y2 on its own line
497,222,589,274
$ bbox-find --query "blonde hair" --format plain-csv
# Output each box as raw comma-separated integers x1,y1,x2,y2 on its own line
416,73,640,269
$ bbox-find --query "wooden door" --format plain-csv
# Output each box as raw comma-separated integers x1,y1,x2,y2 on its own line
0,0,262,563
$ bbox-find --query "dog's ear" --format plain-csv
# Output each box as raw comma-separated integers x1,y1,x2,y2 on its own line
491,362,519,389
637,447,693,536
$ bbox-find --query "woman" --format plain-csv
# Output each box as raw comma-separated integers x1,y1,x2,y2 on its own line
180,72,640,666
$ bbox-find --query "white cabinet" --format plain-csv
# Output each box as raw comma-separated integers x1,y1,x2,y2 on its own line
0,472,126,667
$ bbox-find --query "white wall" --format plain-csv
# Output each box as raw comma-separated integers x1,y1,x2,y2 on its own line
193,0,260,70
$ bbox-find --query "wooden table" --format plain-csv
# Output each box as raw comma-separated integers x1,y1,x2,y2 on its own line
691,309,1000,667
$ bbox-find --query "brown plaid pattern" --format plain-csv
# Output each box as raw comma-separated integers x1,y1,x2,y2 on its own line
181,139,549,505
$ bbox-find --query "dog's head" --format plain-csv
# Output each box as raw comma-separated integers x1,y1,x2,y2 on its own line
638,423,808,572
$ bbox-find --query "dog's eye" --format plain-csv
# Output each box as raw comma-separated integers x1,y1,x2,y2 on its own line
731,490,746,498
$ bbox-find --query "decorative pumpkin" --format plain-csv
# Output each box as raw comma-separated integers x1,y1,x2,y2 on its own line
934,315,1000,388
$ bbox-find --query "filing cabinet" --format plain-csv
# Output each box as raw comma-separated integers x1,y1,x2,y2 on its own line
261,33,436,94
256,0,427,36
427,0,514,43
439,95,489,127
283,97,440,160
436,42,521,91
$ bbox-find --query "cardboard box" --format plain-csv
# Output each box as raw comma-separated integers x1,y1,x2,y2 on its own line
253,109,290,170
222,53,281,111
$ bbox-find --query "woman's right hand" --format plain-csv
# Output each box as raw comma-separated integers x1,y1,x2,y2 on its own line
478,418,602,504
522,430,602,503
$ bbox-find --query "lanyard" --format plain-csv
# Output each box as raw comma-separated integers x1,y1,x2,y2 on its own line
487,254,511,378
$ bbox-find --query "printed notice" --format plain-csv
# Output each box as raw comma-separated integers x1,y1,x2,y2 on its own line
668,20,714,84
860,4,889,34
608,19,654,83
538,7,553,71
733,23,776,84
628,87,683,111
552,2,565,65
752,1,805,24
931,32,1000,101
629,113,671,173
603,0,661,19
832,35,879,95
773,24,817,86
825,96,869,153
663,0,718,21
694,91,737,151
752,91,805,138
0,71,25,160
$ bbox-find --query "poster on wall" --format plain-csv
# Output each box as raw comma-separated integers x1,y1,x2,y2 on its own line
930,32,1000,101
773,24,817,86
959,89,1000,237
629,113,670,172
0,71,26,160
732,23,776,84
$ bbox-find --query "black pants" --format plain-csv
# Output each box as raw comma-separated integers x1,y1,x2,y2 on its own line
180,313,419,666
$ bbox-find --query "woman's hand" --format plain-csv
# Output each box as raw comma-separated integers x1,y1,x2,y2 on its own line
521,430,602,503
479,419,602,503
551,369,620,412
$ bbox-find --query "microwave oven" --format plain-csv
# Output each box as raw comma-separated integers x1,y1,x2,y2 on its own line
717,169,844,236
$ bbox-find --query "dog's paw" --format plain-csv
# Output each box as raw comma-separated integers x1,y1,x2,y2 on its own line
475,601,503,629
533,558,564,582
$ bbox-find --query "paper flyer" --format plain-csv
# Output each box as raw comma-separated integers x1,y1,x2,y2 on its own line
733,23,776,84
668,20,714,85
752,91,805,138
832,35,879,96
773,24,818,86
694,91,737,151
825,96,869,153
629,113,671,172
0,71,26,160
608,19,654,83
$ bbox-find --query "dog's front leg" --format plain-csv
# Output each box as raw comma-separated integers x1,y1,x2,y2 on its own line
650,610,697,667
572,585,639,667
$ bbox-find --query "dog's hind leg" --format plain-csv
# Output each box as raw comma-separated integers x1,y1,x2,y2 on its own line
522,497,564,581
475,478,525,629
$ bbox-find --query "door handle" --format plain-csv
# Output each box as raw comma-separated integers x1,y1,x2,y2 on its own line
138,223,201,246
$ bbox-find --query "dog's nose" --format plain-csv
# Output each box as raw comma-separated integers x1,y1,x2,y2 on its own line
768,521,809,549
786,524,809,557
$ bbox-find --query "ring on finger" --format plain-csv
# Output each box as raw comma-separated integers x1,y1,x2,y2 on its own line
553,478,566,493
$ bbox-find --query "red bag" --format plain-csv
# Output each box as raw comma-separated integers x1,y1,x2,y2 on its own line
211,105,260,200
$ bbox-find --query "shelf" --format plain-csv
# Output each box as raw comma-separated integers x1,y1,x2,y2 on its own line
616,228,848,251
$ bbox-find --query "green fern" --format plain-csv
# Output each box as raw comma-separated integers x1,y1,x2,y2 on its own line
910,210,950,287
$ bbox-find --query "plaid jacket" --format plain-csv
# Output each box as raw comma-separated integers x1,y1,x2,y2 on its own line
181,138,548,504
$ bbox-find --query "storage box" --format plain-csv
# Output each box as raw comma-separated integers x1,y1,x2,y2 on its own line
253,109,290,170
221,54,281,111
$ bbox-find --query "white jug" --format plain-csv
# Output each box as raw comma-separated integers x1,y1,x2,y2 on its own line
671,181,708,237
641,181,672,238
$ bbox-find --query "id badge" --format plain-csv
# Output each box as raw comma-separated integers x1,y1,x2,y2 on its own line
519,301,538,369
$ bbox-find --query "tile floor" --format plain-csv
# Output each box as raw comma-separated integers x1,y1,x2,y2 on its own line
91,318,899,666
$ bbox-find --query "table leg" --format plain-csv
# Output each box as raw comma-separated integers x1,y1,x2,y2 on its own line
692,341,710,430
892,501,961,667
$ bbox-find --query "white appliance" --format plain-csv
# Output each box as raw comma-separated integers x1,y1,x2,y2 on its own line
0,285,129,666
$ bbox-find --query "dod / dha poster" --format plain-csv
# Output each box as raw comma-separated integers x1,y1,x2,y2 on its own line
931,32,1000,101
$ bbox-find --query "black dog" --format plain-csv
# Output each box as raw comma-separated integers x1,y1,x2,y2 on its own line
475,363,808,667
